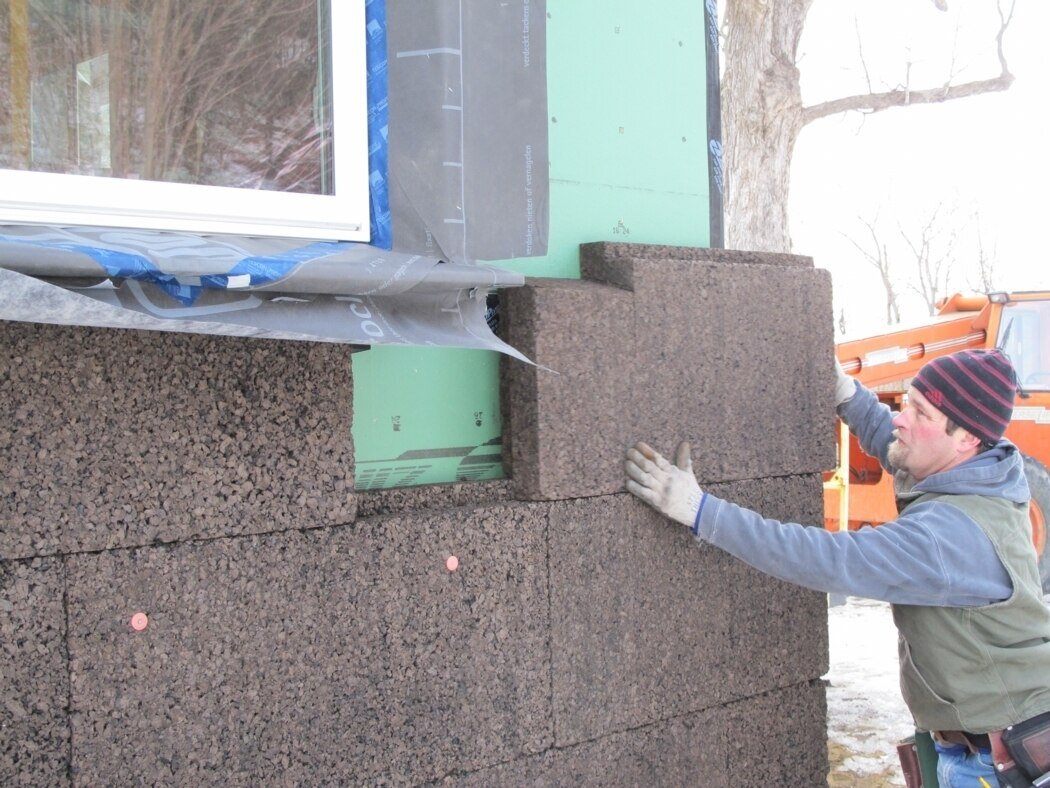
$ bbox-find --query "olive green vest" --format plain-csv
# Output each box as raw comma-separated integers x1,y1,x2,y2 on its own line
892,492,1050,733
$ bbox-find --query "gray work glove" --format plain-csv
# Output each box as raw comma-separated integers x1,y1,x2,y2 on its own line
624,441,704,530
835,359,857,406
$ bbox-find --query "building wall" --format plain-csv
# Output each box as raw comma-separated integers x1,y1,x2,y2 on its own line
1,244,834,786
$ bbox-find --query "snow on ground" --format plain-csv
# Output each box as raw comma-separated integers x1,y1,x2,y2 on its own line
825,597,914,787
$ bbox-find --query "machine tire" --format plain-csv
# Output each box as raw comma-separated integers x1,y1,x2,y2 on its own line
1023,455,1050,593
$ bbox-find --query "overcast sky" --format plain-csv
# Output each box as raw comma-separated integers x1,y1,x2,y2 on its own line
788,0,1050,336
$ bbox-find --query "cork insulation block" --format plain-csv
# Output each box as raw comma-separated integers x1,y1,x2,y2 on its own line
0,322,356,560
706,474,830,702
0,557,70,787
502,280,634,501
65,500,550,785
547,494,733,745
503,243,837,501
441,706,725,786
354,479,513,519
443,681,825,786
580,241,814,290
623,256,835,483
724,680,829,787
548,479,827,746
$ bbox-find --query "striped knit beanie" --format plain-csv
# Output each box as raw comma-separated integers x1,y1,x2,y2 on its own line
911,348,1018,445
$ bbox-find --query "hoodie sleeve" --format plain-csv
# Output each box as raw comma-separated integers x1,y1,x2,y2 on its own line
837,383,896,472
693,494,1012,607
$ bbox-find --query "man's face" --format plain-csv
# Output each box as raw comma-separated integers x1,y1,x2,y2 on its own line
887,387,978,481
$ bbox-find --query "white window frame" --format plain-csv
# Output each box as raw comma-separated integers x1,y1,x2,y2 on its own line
0,2,370,242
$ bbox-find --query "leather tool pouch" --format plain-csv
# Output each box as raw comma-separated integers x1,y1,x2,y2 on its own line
896,737,923,788
1003,711,1050,781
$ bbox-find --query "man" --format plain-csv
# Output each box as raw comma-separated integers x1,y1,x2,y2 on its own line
625,348,1050,788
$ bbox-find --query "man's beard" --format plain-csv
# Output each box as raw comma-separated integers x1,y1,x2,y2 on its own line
887,434,906,469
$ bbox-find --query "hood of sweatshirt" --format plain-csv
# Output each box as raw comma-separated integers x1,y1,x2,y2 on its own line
895,439,1031,505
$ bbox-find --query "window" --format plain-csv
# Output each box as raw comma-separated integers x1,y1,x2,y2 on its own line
999,300,1050,390
0,0,368,241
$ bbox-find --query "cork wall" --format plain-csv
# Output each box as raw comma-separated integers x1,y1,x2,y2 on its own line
1,244,835,786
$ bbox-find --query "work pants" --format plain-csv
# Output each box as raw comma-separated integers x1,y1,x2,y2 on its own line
935,741,999,787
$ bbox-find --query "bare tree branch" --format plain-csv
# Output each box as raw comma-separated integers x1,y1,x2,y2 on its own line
969,215,999,292
995,0,1017,74
802,73,1013,124
802,1,1015,125
854,17,874,94
844,216,901,325
900,204,957,314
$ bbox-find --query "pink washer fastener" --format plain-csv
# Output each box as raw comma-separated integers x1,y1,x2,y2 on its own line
446,555,460,572
130,612,149,631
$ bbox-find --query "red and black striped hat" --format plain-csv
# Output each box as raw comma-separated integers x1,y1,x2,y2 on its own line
912,348,1018,445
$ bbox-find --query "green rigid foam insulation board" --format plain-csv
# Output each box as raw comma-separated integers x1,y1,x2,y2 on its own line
352,346,504,490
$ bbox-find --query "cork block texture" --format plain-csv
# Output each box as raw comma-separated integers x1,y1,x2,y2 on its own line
500,280,634,500
3,242,832,785
0,558,69,787
0,322,356,560
440,705,727,787
503,243,837,500
548,478,828,746
442,681,827,787
64,502,550,785
723,679,829,787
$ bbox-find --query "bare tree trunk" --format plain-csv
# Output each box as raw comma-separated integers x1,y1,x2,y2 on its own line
143,0,173,180
8,0,31,168
108,0,126,177
722,0,812,252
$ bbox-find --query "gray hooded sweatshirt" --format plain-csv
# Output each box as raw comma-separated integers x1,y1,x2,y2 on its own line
692,382,1030,607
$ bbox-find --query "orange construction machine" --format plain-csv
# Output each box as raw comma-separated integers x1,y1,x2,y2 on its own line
824,291,1050,590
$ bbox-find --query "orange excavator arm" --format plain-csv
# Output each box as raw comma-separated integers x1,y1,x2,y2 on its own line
836,294,992,388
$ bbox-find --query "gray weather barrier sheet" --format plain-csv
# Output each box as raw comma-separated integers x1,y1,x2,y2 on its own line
387,0,548,263
0,226,528,360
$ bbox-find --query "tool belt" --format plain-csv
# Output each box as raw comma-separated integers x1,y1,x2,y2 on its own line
986,710,1050,787
934,729,991,752
898,713,1050,788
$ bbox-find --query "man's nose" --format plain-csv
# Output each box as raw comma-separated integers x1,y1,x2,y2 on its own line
892,410,907,428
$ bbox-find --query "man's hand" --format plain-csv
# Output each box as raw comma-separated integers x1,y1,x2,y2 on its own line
835,359,856,406
624,441,703,530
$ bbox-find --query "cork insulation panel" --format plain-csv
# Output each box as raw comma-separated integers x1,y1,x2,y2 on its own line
1,323,356,561
503,243,837,500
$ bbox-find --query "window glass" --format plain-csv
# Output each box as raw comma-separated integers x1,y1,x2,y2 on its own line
999,300,1050,390
0,1,367,241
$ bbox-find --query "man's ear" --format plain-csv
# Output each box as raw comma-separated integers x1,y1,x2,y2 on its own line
954,429,982,453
